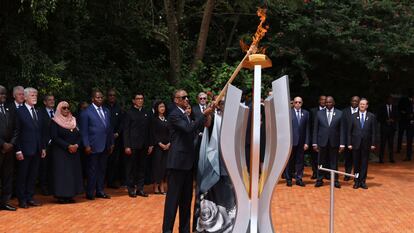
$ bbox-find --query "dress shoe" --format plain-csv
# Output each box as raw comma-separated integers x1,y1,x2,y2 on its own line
128,192,137,198
360,183,368,189
344,176,350,181
334,181,341,189
66,198,76,204
136,190,149,197
96,193,111,199
286,180,292,187
315,181,323,187
18,202,28,209
0,203,17,211
353,182,359,189
27,200,42,207
41,188,50,196
310,173,317,180
86,195,95,200
57,198,67,204
296,180,305,187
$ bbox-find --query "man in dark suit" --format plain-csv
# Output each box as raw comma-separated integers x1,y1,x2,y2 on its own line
162,89,212,233
15,87,46,208
313,96,345,188
397,90,412,153
9,86,25,110
405,95,414,161
309,95,326,179
123,93,153,198
38,94,55,195
80,90,114,200
348,98,376,189
284,97,310,187
105,88,124,189
0,86,18,211
377,95,397,163
342,96,360,181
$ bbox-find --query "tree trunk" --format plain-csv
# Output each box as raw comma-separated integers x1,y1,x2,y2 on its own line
224,14,240,62
164,0,181,84
191,0,215,70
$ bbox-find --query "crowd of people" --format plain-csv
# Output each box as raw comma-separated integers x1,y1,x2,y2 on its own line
0,84,413,232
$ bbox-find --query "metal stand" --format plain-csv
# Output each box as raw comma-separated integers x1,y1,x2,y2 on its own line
318,165,359,233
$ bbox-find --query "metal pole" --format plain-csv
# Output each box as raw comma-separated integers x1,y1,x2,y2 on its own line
330,170,334,233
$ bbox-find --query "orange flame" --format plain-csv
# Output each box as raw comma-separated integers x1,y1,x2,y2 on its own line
240,7,269,54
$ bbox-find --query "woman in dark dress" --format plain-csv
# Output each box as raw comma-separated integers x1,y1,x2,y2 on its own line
51,101,84,204
151,101,170,194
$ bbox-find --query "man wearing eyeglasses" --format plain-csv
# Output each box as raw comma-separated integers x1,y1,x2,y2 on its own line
162,89,213,233
284,97,310,187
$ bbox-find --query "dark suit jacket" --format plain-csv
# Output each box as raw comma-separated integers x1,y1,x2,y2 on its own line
104,102,123,136
377,104,397,130
122,107,152,150
0,105,17,147
291,108,310,146
341,107,358,145
38,108,54,145
313,108,345,147
191,104,205,133
15,105,46,155
166,105,205,170
347,112,377,150
80,104,114,154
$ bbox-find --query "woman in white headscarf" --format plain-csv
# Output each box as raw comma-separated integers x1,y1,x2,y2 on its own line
50,101,83,204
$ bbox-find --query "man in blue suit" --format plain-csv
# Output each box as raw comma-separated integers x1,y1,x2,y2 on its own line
313,96,345,188
284,96,310,187
15,87,46,208
80,90,114,200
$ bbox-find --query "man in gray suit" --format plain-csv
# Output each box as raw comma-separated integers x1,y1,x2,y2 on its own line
313,96,345,188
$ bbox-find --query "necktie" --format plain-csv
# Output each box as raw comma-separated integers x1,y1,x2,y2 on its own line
328,110,332,126
31,107,38,122
50,110,54,118
97,107,106,127
18,104,23,108
360,113,364,128
296,110,301,124
0,104,5,115
202,105,206,112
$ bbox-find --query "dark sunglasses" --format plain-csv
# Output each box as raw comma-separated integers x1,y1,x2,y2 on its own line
199,97,207,100
176,96,189,100
294,101,302,104
61,106,70,110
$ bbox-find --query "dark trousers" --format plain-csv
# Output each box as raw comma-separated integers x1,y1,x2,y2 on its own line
16,154,40,203
406,126,413,159
397,121,408,152
344,148,353,175
106,138,121,187
39,146,52,192
379,125,395,162
318,146,339,181
284,145,304,180
86,152,108,196
0,151,14,204
310,150,318,176
124,148,146,191
163,169,193,233
353,143,370,183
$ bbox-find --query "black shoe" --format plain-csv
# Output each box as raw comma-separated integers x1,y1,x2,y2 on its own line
334,181,341,189
128,191,137,198
41,188,50,196
0,203,17,211
315,181,323,187
57,198,67,204
66,198,76,203
311,173,317,180
286,180,292,187
360,183,368,189
86,195,95,200
344,176,350,181
96,193,111,199
136,190,149,197
27,200,41,207
18,202,28,209
353,182,359,189
296,179,305,187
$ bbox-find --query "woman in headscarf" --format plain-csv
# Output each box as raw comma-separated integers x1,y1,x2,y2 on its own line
51,101,83,204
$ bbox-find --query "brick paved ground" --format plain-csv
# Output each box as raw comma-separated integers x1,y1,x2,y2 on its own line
1,152,413,233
